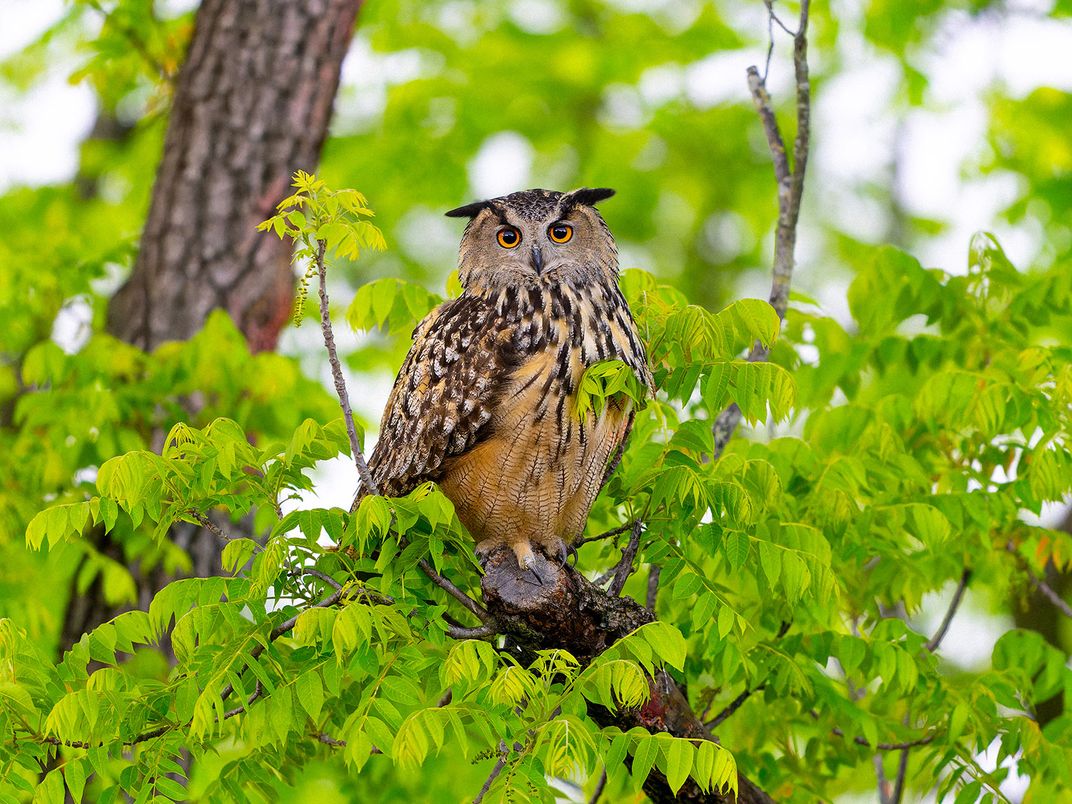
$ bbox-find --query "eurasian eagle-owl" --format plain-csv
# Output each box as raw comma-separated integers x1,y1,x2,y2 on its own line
358,187,652,569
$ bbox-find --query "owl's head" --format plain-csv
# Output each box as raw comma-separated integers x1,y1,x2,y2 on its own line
445,187,618,291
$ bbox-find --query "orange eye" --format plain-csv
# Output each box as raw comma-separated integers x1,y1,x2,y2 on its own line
497,227,521,248
548,222,573,244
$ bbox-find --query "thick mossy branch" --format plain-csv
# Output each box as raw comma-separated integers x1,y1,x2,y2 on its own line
480,548,773,803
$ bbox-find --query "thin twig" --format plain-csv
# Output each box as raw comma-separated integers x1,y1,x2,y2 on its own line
223,681,263,719
317,731,346,747
925,568,972,653
418,558,490,622
1006,541,1072,617
646,565,661,612
712,0,810,459
315,239,379,498
706,684,765,729
608,520,643,597
838,725,937,751
473,741,509,804
445,623,498,640
890,744,911,804
879,567,970,802
588,767,608,804
1027,571,1072,619
189,510,265,557
573,521,634,549
290,567,343,592
810,710,939,752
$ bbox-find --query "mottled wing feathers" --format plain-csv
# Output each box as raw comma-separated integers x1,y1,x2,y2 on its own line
365,295,518,499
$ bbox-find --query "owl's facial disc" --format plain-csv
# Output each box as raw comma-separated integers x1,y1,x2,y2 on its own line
452,188,618,290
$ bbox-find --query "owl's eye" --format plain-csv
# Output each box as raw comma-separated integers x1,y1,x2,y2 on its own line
496,227,521,249
548,223,573,244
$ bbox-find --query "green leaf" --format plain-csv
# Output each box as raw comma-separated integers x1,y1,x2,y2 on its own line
663,737,693,795
221,537,258,573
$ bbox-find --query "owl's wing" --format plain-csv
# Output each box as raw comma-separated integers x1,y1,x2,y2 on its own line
362,294,518,500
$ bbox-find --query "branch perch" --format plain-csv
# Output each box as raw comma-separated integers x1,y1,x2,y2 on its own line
479,548,773,803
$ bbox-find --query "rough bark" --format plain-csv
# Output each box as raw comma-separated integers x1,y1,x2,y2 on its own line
481,549,774,803
108,0,360,353
61,0,362,652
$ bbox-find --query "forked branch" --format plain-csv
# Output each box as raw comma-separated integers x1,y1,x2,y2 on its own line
713,0,811,457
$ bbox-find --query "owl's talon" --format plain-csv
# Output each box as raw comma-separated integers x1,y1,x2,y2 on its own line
512,542,536,572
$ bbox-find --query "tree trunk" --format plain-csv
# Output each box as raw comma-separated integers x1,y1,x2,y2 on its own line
61,0,363,651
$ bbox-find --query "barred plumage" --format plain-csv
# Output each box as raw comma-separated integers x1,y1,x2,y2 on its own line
361,188,652,568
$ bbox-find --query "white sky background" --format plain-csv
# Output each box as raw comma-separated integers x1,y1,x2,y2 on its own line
4,2,1072,799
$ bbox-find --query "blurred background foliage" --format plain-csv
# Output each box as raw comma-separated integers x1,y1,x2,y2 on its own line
1,0,1071,799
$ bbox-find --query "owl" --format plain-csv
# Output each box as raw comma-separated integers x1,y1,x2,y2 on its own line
358,187,653,570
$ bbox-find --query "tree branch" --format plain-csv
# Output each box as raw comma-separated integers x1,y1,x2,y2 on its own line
473,741,509,804
1026,570,1072,619
315,239,379,498
607,520,643,597
706,684,765,730
925,568,972,653
646,565,661,612
712,0,811,458
573,521,634,549
876,566,970,803
479,548,773,803
588,767,608,804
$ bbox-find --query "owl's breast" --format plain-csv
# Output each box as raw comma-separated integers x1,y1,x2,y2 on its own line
440,333,635,545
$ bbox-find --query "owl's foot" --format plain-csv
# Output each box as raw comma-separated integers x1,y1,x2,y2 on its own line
544,537,569,566
511,541,537,572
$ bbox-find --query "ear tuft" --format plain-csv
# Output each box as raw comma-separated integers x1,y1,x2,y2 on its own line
565,187,616,208
444,200,490,218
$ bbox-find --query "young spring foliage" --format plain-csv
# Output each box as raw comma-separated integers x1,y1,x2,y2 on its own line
257,170,387,325
4,178,1072,803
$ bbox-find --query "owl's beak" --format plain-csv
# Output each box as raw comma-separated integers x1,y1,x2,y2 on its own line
530,246,544,274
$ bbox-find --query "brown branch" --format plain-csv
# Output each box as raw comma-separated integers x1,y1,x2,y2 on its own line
223,681,263,719
607,520,643,597
317,731,346,747
573,521,634,549
646,565,661,612
417,557,491,623
479,548,773,803
889,744,911,804
446,623,498,640
473,741,509,804
712,0,811,458
706,684,766,730
588,767,608,804
925,568,972,653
